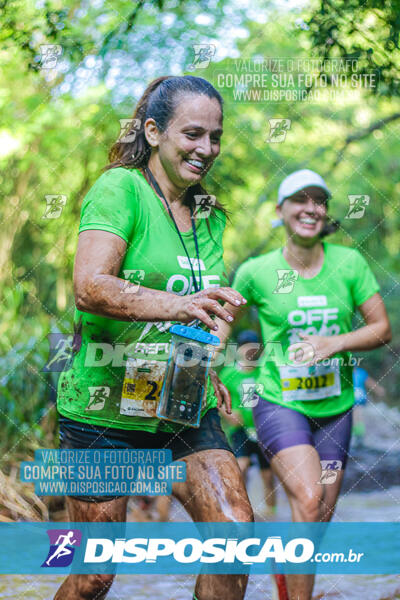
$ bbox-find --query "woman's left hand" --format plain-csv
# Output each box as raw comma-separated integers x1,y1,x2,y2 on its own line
289,332,344,365
209,369,232,414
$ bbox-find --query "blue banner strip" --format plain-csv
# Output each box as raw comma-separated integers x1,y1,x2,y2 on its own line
0,522,398,574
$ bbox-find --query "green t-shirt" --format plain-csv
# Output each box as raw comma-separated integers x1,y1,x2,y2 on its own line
232,243,380,417
219,366,260,440
57,167,228,432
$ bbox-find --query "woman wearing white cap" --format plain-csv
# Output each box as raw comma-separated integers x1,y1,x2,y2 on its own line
216,169,391,600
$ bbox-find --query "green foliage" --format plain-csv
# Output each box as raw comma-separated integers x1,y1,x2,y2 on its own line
0,335,54,458
305,0,400,96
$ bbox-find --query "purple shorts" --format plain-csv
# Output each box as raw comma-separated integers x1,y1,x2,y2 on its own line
253,397,352,468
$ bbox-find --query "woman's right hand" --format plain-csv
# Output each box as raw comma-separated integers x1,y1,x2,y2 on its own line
172,287,247,331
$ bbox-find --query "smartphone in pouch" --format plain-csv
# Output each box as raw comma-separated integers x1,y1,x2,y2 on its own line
157,325,220,428
164,343,209,425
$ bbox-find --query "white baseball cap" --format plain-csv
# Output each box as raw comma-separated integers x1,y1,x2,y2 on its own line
277,169,331,206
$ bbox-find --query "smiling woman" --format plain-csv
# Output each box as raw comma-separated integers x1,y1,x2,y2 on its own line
54,76,252,600
215,168,391,600
106,75,226,229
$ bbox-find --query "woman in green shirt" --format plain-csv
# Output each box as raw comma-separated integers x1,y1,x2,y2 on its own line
55,75,252,600
217,169,391,600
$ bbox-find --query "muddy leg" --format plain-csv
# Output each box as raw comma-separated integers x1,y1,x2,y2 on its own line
54,497,128,600
172,449,254,600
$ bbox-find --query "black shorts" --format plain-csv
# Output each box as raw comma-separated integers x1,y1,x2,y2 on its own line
58,408,232,502
230,428,270,469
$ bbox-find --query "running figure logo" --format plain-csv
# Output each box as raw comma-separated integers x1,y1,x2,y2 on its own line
188,44,216,70
267,119,291,143
39,44,63,69
121,269,145,293
346,195,370,219
43,333,80,372
273,269,299,294
42,195,67,219
119,118,141,143
193,195,216,219
42,529,82,567
240,383,264,408
318,460,342,485
86,386,110,411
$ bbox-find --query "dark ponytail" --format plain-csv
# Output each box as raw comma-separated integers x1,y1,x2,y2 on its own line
104,75,228,221
320,215,341,238
107,76,171,170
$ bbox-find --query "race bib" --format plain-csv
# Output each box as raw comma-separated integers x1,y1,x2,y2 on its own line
120,358,167,417
279,361,341,402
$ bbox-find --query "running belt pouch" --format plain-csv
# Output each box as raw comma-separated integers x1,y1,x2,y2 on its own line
157,324,220,428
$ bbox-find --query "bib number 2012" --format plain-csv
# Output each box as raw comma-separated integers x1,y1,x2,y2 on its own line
296,374,328,390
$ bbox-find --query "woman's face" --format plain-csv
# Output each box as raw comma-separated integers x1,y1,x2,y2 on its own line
277,186,328,245
149,94,223,189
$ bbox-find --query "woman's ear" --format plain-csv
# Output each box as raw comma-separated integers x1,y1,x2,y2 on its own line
271,203,285,228
144,118,160,148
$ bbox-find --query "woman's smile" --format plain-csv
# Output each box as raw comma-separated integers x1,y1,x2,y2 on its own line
183,157,207,173
296,214,320,232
